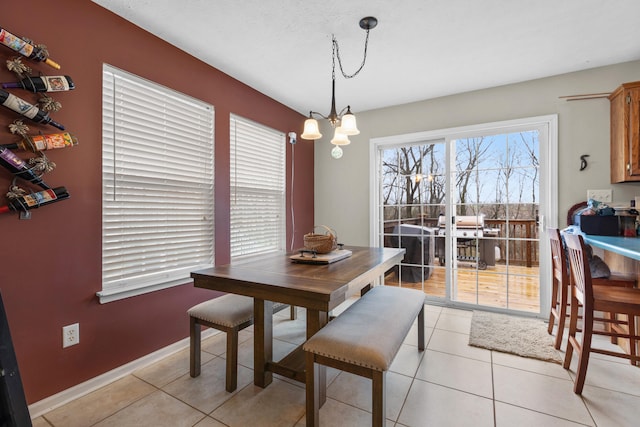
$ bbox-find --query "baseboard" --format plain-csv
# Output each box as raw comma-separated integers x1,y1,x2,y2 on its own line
28,329,218,419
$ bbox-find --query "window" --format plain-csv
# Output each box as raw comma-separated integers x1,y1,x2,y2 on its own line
229,115,285,260
100,64,215,303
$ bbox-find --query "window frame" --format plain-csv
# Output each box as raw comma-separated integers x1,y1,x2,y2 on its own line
229,114,286,261
99,64,215,303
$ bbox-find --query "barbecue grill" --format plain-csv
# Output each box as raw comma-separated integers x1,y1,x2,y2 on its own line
435,215,499,269
390,224,435,282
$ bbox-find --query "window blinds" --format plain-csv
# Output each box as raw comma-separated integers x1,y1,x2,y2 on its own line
230,115,285,259
100,64,214,302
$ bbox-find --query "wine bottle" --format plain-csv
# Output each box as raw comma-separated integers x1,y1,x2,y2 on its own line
1,75,74,93
0,146,50,189
0,187,69,214
0,27,60,69
1,132,78,152
0,89,65,130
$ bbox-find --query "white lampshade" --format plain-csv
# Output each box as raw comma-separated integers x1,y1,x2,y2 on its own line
301,118,322,140
330,128,351,145
340,112,360,135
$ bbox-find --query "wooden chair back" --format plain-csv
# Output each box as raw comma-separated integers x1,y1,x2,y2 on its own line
549,228,568,286
563,233,592,308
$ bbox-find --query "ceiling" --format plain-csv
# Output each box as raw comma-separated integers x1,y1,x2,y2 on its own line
92,0,640,116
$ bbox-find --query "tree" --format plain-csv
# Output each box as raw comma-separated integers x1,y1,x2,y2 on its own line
381,144,445,222
455,137,490,215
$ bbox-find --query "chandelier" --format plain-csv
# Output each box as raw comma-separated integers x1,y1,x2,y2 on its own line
300,16,377,158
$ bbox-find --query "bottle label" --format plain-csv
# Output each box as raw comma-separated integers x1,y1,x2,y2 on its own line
0,29,33,57
1,92,38,119
0,146,27,169
22,189,56,207
30,132,75,150
42,76,70,92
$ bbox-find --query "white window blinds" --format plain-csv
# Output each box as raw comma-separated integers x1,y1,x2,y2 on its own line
230,115,285,260
100,64,215,303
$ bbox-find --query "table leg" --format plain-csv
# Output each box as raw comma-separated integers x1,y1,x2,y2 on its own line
361,284,372,296
254,299,273,387
307,309,328,405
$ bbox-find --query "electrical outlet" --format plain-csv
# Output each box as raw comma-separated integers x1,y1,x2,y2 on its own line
587,189,612,203
62,323,79,348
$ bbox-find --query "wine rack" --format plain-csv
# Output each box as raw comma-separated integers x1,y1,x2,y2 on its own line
0,25,74,219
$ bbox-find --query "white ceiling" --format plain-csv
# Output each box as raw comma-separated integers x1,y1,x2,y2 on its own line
92,0,640,116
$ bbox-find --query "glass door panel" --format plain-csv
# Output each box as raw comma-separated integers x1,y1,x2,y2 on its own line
380,142,446,299
450,131,540,313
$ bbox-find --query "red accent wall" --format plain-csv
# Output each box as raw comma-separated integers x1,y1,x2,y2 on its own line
1,0,313,403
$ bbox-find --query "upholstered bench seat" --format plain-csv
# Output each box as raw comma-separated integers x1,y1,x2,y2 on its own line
189,294,254,328
188,294,295,392
303,286,425,427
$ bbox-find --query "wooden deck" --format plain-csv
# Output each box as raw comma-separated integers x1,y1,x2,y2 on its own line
385,263,540,313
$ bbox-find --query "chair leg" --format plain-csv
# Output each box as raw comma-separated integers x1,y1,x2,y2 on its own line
548,277,559,335
608,312,619,344
290,305,297,320
372,370,386,427
190,317,201,378
225,327,240,392
417,305,425,351
555,280,569,350
628,314,638,366
554,307,567,350
573,309,594,394
563,295,579,370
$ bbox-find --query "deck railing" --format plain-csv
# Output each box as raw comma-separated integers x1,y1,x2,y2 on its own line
484,219,539,267
384,218,539,267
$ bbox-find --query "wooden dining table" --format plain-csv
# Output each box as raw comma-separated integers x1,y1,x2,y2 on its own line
190,245,405,390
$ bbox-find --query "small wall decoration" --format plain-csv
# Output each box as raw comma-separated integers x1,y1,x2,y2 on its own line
580,154,589,171
0,25,75,219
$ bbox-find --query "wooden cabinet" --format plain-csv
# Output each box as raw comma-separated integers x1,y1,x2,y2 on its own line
610,81,640,182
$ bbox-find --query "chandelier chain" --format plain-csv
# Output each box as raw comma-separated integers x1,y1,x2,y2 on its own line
332,28,371,80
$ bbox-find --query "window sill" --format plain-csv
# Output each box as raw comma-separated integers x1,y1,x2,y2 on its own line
96,278,194,304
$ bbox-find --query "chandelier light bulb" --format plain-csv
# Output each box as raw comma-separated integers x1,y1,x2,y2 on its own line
331,128,351,145
340,108,360,136
301,116,322,140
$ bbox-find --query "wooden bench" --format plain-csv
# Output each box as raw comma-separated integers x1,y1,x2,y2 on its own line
188,294,295,392
303,286,425,427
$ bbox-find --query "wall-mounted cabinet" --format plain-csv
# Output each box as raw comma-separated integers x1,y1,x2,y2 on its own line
610,81,640,183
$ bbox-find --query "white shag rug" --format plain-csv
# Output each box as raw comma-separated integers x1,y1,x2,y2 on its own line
469,310,563,364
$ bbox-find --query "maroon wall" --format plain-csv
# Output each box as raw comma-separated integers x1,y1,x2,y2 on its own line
0,0,313,403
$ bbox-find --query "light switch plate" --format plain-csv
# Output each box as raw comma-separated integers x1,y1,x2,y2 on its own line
587,189,612,203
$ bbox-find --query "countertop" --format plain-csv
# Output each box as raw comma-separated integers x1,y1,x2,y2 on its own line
581,234,640,261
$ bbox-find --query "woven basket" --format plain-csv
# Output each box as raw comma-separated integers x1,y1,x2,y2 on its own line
303,225,338,254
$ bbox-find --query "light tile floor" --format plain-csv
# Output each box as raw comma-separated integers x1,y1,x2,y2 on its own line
33,304,640,427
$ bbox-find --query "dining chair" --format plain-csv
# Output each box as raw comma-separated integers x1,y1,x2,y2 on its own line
563,233,640,394
547,228,635,350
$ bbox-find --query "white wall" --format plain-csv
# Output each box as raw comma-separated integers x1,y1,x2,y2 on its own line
314,60,640,246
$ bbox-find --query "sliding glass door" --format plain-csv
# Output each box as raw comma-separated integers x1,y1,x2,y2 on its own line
372,116,557,315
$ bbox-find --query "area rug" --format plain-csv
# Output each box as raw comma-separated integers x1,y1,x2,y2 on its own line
468,310,563,364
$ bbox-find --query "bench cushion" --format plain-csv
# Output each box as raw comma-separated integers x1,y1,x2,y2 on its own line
188,294,253,328
303,286,424,371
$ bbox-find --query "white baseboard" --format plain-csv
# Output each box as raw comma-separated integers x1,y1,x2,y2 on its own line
28,329,218,419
